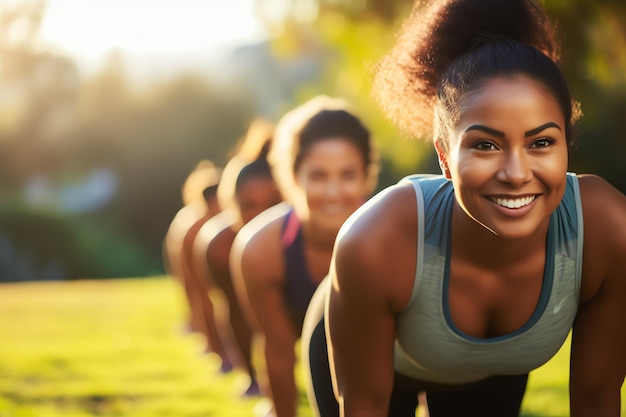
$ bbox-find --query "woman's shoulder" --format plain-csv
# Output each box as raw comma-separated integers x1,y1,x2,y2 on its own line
577,174,626,300
190,211,236,273
333,181,419,310
337,180,419,249
578,174,626,241
206,225,237,268
231,202,291,274
236,202,291,247
195,210,236,248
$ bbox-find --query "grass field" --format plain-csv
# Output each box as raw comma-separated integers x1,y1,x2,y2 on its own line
0,277,623,417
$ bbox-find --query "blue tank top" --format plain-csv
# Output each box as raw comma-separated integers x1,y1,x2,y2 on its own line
393,173,584,384
282,210,319,332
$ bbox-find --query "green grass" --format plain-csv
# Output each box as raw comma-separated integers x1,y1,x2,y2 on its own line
0,278,623,417
0,278,279,417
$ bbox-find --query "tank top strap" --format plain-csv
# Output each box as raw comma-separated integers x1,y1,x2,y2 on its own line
281,209,300,247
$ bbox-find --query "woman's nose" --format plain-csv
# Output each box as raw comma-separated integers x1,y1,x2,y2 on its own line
497,149,532,185
324,179,341,198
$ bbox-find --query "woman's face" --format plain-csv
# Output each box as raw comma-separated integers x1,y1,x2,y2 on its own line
442,75,568,239
236,177,282,224
294,138,369,232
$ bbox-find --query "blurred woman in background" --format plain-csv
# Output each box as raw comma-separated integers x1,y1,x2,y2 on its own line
193,119,283,395
162,160,229,367
230,96,379,417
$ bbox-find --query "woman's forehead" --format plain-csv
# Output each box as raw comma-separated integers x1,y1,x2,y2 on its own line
452,76,565,136
459,76,561,115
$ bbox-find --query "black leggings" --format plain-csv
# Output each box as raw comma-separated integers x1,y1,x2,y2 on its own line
304,317,528,417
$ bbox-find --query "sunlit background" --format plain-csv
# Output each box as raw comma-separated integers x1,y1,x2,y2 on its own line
1,0,625,282
42,0,263,55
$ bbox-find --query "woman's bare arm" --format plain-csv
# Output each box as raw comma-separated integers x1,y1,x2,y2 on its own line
327,185,417,417
231,204,298,417
570,175,626,417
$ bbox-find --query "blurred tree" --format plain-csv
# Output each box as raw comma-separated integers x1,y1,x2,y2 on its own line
0,203,161,282
103,74,257,259
0,0,79,190
0,0,261,278
60,56,259,263
543,0,626,193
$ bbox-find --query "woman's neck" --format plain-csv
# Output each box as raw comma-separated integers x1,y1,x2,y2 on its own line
301,218,340,253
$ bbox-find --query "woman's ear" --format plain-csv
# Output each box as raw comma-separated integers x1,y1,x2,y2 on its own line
434,140,451,179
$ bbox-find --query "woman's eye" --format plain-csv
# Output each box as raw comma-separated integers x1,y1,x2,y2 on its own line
473,141,497,151
308,172,325,181
530,137,554,148
341,170,359,180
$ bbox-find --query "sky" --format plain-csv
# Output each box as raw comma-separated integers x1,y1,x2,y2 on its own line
39,0,268,76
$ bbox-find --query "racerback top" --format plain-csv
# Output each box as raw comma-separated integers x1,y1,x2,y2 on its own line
393,173,584,384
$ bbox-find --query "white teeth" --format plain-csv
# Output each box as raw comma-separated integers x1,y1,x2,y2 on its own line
491,195,536,209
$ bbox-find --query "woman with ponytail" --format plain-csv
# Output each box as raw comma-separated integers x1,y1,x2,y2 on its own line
193,119,283,396
230,96,379,417
302,0,626,416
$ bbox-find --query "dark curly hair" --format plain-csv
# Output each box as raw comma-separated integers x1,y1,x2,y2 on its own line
372,0,581,151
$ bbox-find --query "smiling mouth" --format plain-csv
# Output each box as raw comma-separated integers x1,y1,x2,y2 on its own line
489,195,536,209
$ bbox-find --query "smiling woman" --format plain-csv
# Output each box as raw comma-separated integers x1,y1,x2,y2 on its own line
39,0,265,60
298,0,626,416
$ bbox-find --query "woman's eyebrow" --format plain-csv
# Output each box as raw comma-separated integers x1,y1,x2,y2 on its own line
464,125,504,137
524,122,561,137
464,122,561,138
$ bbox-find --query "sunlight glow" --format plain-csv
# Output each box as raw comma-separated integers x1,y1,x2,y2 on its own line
40,0,266,59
